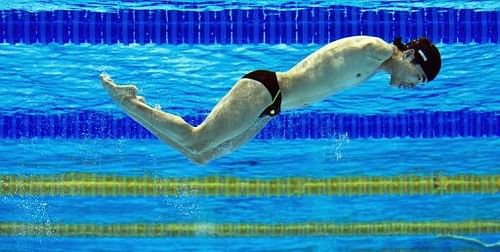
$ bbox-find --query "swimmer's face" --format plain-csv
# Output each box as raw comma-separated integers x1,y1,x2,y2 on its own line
390,49,427,89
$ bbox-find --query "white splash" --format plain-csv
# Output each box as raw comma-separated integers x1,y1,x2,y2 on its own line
323,131,350,162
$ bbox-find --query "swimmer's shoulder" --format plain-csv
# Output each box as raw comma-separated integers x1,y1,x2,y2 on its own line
358,36,394,62
323,36,394,62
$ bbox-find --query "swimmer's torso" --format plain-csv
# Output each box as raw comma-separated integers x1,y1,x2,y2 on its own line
277,36,393,110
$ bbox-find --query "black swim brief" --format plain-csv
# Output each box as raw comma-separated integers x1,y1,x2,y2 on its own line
242,70,282,118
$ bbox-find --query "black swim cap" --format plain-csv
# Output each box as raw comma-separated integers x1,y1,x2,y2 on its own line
393,37,441,82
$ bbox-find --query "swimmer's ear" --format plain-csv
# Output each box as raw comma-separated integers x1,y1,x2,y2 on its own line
402,49,415,62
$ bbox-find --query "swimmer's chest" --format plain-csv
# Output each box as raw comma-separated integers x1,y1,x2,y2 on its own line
298,48,382,100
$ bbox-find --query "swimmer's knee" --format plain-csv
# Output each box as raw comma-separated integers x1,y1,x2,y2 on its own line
190,154,210,166
187,140,214,155
185,143,214,165
184,132,210,154
184,127,215,154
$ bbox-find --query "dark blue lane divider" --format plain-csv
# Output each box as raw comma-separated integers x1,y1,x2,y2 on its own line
0,110,498,139
0,7,498,45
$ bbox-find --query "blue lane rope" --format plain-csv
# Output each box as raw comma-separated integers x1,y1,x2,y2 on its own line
0,7,498,45
0,110,498,139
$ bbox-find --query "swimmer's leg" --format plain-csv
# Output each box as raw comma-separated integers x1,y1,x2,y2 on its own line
100,74,193,144
121,98,207,164
195,116,272,164
99,75,204,163
100,74,272,162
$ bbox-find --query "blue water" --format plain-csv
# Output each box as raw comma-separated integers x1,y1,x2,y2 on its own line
4,0,500,11
1,0,499,251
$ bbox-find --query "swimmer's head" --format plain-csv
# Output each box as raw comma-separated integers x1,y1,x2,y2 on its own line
387,37,441,89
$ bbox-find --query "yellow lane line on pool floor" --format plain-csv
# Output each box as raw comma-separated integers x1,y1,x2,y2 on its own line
1,221,498,237
1,173,498,197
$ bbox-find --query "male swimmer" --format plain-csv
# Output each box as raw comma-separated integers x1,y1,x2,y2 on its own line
100,35,441,165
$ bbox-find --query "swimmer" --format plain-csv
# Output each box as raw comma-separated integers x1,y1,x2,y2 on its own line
100,35,441,165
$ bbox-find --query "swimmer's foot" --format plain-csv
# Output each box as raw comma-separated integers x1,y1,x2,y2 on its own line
100,74,138,100
136,96,146,104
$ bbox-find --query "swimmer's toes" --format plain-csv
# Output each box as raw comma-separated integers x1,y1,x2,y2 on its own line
100,75,115,88
100,75,138,99
100,75,119,96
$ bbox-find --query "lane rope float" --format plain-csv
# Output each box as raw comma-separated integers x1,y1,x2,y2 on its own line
0,221,498,237
1,173,498,197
